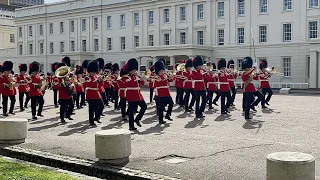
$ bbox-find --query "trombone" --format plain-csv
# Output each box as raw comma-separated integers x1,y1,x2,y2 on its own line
266,67,284,77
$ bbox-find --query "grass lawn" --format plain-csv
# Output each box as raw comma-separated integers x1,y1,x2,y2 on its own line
0,157,78,180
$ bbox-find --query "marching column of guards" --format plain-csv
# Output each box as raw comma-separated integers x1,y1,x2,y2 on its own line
0,55,276,131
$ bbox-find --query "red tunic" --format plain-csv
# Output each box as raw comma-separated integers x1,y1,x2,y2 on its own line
111,74,119,91
218,71,230,92
183,70,194,89
84,75,102,100
51,75,59,90
227,74,237,88
16,74,30,93
148,72,156,88
242,69,257,92
58,78,73,99
206,74,217,91
0,74,16,96
125,75,144,102
103,79,111,89
28,75,43,97
0,74,2,94
174,71,183,88
154,74,171,97
117,76,128,99
75,77,85,92
257,72,271,88
192,70,206,91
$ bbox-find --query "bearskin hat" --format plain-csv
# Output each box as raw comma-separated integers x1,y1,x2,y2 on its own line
88,60,99,73
227,59,235,69
104,63,112,70
186,58,193,68
0,65,3,73
51,62,58,72
120,67,128,77
127,58,139,71
158,58,166,66
19,64,28,72
82,60,90,69
212,63,217,71
111,63,119,72
259,59,268,70
96,58,105,70
150,65,155,72
155,60,165,75
218,58,227,70
56,62,67,69
242,56,253,70
193,56,203,67
29,61,40,74
62,56,71,67
3,61,13,71
75,66,84,75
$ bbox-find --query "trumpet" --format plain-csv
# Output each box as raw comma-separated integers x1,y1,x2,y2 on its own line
266,67,284,77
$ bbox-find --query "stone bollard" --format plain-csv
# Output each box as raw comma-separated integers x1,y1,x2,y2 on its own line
267,152,315,180
95,129,131,165
0,118,28,144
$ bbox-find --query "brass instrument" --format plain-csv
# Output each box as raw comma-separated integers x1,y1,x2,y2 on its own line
176,63,186,72
7,74,15,90
266,67,284,77
40,76,49,91
55,66,74,95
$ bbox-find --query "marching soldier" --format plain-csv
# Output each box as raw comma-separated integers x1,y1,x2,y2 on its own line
82,60,90,75
206,63,219,109
96,58,106,116
111,63,120,110
192,56,207,118
174,61,184,107
103,63,112,107
217,58,232,114
17,64,30,111
227,60,237,106
75,66,85,109
183,59,196,112
51,62,59,108
28,61,45,120
0,61,16,116
259,60,273,106
118,67,129,121
148,65,155,104
0,65,3,109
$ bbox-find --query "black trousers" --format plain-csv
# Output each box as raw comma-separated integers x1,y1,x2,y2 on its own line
158,96,173,122
19,92,30,110
179,88,185,106
30,96,44,117
252,90,265,107
76,92,85,108
100,90,108,106
220,91,232,113
207,90,220,107
155,96,159,114
128,101,147,129
175,87,180,104
99,91,106,114
184,89,196,110
110,87,114,101
53,89,58,106
120,98,127,118
104,88,110,105
244,92,254,118
195,90,207,116
72,93,77,105
2,95,15,114
262,88,273,103
230,87,236,104
149,88,154,103
114,90,119,110
59,98,74,120
242,92,247,111
88,99,104,123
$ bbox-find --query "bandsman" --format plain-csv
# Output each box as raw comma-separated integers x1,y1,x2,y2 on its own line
0,61,16,116
183,59,196,112
103,63,112,107
205,63,219,109
192,56,207,118
217,58,232,114
227,60,237,106
75,66,85,109
118,66,129,121
17,64,30,111
259,60,273,106
111,63,120,110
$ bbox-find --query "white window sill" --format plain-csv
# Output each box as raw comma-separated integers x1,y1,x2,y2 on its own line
282,10,293,13
238,14,245,17
197,19,204,21
258,12,269,15
164,22,170,24
308,6,319,9
217,17,224,19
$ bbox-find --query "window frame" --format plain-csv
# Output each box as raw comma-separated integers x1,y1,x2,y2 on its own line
283,0,292,11
259,25,267,43
237,27,245,44
70,40,75,52
94,17,99,30
260,0,268,14
134,36,140,48
82,40,87,51
282,57,292,77
29,25,33,37
121,37,126,51
282,23,292,42
29,43,33,55
218,29,224,45
70,20,75,32
238,0,245,16
164,33,170,45
39,42,44,54
218,2,224,18
107,16,112,29
149,11,154,25
197,4,204,20
50,42,54,54
197,31,204,45
310,0,319,8
107,38,112,51
82,19,87,31
94,39,99,52
60,22,64,34
60,41,64,53
49,23,53,34
120,14,126,27
134,13,139,26
180,7,186,21
164,9,170,23
309,21,318,39
148,35,154,46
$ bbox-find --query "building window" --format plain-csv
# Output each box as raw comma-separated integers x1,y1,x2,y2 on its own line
259,26,267,43
283,57,291,77
310,0,319,7
134,13,139,26
238,28,245,44
148,35,154,46
238,0,245,16
197,4,204,20
94,17,98,30
218,2,224,18
29,43,33,55
70,20,75,32
284,0,292,11
283,23,292,42
60,41,64,53
39,42,43,54
121,37,126,50
164,33,170,45
60,22,64,33
260,0,268,13
134,36,139,47
39,24,43,35
82,19,87,31
164,9,169,23
19,27,22,37
82,40,87,51
94,39,99,52
70,41,75,51
120,14,126,27
180,32,186,44
198,31,204,45
309,21,318,39
237,59,243,70
107,16,112,29
19,44,23,55
107,38,112,51
10,34,14,43
29,26,32,37
50,42,54,54
49,23,53,34
180,7,186,21
149,11,154,25
218,29,224,45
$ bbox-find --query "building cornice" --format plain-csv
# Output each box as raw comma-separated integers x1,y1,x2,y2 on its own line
135,44,213,52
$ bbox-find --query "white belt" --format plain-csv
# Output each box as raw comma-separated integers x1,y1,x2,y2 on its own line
18,84,28,86
260,80,269,82
192,80,204,88
126,87,140,90
86,87,99,91
217,82,229,89
32,83,40,86
119,88,127,98
227,79,235,81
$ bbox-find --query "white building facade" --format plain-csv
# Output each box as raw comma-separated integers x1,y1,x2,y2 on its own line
3,0,320,88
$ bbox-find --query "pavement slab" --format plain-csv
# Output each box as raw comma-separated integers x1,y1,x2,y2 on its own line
1,90,320,180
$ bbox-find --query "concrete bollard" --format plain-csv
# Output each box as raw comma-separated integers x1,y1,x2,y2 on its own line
95,129,131,165
0,118,28,144
267,152,315,180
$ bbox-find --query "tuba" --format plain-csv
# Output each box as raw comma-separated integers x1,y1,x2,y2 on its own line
177,63,186,72
55,66,74,95
145,68,151,78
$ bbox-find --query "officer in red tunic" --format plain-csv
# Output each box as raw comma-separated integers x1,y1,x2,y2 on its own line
183,59,196,112
0,61,16,116
96,58,106,116
0,65,3,109
118,67,129,121
28,61,44,120
154,60,174,124
111,63,120,110
227,60,237,106
217,58,232,114
258,60,273,106
51,62,59,108
148,65,155,104
75,66,85,109
17,64,30,111
84,60,103,126
125,58,147,131
103,63,112,107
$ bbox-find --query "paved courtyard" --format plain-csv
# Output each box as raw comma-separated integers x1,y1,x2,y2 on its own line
1,89,320,180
